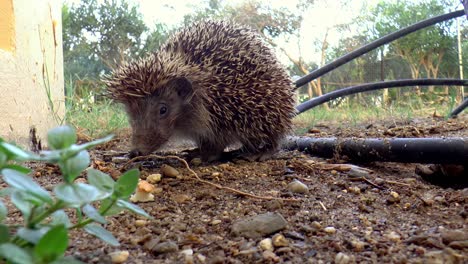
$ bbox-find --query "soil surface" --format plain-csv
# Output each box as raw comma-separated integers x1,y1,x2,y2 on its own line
3,116,468,263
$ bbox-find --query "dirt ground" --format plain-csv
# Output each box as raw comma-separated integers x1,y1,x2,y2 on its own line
3,115,468,263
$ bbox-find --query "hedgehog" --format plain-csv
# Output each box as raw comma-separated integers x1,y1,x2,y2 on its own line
104,20,296,162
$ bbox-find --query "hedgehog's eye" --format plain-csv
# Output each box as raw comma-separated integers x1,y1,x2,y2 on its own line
159,105,168,116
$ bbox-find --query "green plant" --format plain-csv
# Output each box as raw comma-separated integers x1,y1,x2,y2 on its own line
0,126,150,264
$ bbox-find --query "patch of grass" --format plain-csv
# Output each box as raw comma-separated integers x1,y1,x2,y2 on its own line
66,99,128,138
293,99,454,134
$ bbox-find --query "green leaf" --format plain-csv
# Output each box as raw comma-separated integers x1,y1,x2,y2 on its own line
34,225,68,263
47,126,77,150
99,198,123,216
54,183,110,207
17,226,50,244
0,243,34,264
1,164,31,174
116,199,151,219
50,210,72,228
87,168,114,192
11,191,34,218
114,169,139,198
0,151,7,167
82,204,106,224
0,201,6,222
59,150,90,183
84,224,119,246
0,142,38,161
0,224,9,244
2,169,52,204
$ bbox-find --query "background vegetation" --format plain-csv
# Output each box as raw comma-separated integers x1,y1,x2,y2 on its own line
62,0,468,136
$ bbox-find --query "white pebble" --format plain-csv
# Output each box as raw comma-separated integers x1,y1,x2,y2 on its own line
324,226,337,234
287,180,309,194
109,250,129,263
259,238,273,251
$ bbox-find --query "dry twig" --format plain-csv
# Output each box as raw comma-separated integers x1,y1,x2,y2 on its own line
123,154,301,202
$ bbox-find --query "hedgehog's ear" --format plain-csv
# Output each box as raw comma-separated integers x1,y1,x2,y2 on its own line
169,77,193,102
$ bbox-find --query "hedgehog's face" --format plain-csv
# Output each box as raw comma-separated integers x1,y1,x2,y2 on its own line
125,77,194,156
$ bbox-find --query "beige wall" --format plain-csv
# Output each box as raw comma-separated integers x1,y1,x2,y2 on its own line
0,0,64,148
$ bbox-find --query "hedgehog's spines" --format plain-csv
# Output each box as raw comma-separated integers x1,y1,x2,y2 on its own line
105,20,296,156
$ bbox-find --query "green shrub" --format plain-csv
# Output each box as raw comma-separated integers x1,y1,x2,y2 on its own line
0,126,149,264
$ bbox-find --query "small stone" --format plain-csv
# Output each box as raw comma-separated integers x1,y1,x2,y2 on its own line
152,241,179,254
259,238,273,251
262,250,279,262
351,240,366,252
348,186,361,194
348,167,371,179
335,252,351,264
195,254,206,263
324,226,336,234
109,250,129,263
386,231,401,242
181,249,194,264
311,221,322,230
211,172,221,178
441,229,468,244
210,219,222,225
231,212,288,238
287,180,309,194
173,194,192,204
374,178,385,185
147,173,162,183
190,158,202,166
387,191,400,203
272,234,289,247
135,220,147,227
284,231,305,240
161,164,179,178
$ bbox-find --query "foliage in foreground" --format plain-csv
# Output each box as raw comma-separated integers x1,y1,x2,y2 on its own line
0,126,150,264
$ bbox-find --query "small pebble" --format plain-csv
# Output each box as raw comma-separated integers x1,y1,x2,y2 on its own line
272,234,289,247
387,191,400,203
335,252,351,264
351,240,366,252
152,241,179,254
146,173,162,183
259,238,273,251
190,158,202,166
374,177,385,185
348,167,371,179
210,219,222,225
181,249,194,264
311,221,322,230
211,172,221,178
135,220,147,227
173,194,192,204
109,250,129,263
386,231,401,242
348,186,361,194
262,250,279,262
161,164,179,178
324,226,336,234
287,180,309,194
196,254,206,263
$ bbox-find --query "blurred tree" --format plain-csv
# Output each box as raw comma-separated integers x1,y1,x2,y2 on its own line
62,0,168,82
370,0,457,93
